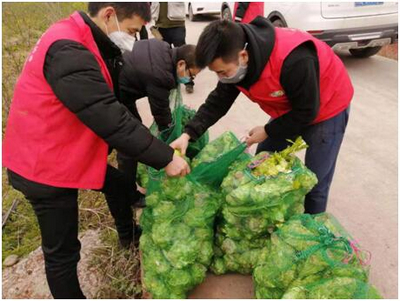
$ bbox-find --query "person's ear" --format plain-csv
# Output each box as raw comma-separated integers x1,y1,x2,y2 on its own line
177,60,186,70
240,49,249,65
101,6,116,24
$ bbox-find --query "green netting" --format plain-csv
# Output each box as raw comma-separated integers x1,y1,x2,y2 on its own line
140,132,246,298
138,88,210,190
137,162,149,188
149,88,209,158
211,138,318,275
188,131,247,189
282,276,382,299
253,213,381,299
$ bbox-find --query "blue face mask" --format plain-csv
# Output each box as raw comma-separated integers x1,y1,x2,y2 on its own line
178,76,191,84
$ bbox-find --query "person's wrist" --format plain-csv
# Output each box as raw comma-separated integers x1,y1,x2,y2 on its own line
182,133,191,141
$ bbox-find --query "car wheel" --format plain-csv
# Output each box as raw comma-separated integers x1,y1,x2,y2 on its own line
222,6,232,21
272,18,286,28
349,46,382,58
189,4,197,21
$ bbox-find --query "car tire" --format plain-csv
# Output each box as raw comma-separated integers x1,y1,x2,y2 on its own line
222,6,232,21
349,46,382,58
189,4,197,21
272,18,286,28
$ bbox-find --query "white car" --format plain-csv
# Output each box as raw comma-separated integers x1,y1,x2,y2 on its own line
221,2,398,58
186,2,221,21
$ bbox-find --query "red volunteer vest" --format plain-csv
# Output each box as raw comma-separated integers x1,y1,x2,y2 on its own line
237,27,354,123
3,12,113,189
233,2,264,24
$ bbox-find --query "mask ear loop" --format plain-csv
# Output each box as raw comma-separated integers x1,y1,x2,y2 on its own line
114,14,121,32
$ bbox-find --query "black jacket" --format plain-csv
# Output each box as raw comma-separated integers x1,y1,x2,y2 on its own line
119,39,177,128
43,11,173,170
185,17,320,141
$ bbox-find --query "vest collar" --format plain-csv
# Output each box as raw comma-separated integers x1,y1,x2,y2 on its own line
237,17,275,90
78,11,121,60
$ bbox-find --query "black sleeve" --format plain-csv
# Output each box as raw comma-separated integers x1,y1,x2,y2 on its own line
265,42,320,140
43,40,174,169
146,84,172,128
235,2,250,22
184,82,240,140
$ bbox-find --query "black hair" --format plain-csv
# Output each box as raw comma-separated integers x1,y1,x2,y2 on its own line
176,44,198,69
88,2,151,22
195,19,245,68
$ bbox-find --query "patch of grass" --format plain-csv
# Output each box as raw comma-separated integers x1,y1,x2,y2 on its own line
2,169,41,262
90,228,142,299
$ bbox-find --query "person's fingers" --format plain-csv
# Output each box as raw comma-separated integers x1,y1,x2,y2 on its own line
181,145,187,156
246,136,255,147
180,168,187,177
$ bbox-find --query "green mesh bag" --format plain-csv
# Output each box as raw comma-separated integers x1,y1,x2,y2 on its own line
253,213,381,299
140,132,246,298
137,162,149,188
211,138,318,275
139,89,209,190
149,88,209,157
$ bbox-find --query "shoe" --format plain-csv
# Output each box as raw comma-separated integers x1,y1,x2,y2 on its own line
185,84,194,94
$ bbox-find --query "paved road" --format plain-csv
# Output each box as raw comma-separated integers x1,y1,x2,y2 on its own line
139,16,398,298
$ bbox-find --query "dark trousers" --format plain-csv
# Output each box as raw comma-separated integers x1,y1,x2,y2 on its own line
256,107,350,214
7,165,136,299
116,151,138,188
158,26,186,47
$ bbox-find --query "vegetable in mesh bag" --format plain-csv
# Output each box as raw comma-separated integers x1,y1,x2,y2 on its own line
140,178,219,299
211,138,317,275
191,131,242,168
282,276,382,299
253,213,381,299
140,132,246,298
137,162,149,188
211,232,269,275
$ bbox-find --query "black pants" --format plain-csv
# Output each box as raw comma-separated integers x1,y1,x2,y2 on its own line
158,26,186,47
256,107,350,214
117,151,138,188
7,165,136,299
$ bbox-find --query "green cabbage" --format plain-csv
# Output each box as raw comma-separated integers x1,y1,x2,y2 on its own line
253,213,382,299
213,138,318,275
140,132,245,298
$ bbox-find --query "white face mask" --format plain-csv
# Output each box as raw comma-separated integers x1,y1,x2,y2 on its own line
219,43,249,84
105,15,136,53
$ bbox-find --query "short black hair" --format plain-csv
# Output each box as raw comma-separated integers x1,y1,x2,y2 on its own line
88,2,151,22
176,44,198,69
196,20,245,68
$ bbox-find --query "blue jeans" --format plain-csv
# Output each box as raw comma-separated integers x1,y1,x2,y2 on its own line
256,107,350,214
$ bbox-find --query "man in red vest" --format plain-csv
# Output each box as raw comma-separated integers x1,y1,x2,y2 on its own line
171,18,353,215
3,3,189,298
233,2,264,24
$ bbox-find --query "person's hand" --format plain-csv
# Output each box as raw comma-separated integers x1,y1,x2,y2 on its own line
246,126,268,147
170,133,191,156
165,153,191,177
